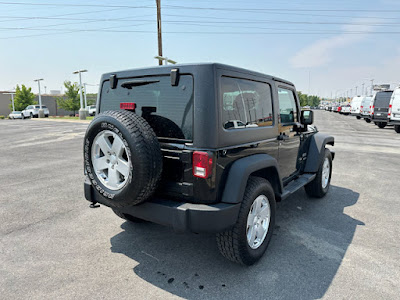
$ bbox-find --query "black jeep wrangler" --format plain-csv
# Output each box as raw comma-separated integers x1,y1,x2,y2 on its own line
83,63,335,265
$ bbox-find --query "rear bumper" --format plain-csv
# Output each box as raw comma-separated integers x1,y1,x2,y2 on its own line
389,120,400,125
351,113,361,117
84,177,241,233
371,117,388,123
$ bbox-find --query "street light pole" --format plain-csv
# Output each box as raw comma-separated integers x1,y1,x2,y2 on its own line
34,78,44,118
73,69,88,120
4,92,15,111
370,79,374,95
83,83,88,110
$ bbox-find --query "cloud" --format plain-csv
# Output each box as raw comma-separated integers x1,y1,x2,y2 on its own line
290,19,377,68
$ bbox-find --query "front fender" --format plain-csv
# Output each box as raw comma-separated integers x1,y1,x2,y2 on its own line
221,154,282,204
304,133,334,173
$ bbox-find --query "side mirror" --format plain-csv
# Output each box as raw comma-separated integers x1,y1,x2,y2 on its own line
301,110,314,125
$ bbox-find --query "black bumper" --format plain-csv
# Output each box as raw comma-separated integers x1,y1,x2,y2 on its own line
84,177,241,233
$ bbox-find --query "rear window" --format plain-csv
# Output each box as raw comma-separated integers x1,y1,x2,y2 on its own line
100,75,194,141
374,91,393,108
34,106,47,109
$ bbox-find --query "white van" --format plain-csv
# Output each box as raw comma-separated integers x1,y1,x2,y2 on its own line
360,96,373,123
388,87,400,133
350,96,363,119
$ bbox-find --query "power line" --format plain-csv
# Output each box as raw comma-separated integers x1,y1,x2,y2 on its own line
2,2,400,13
0,2,154,9
0,8,129,23
1,16,399,27
163,4,400,13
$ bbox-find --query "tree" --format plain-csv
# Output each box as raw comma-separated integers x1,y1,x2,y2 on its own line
297,91,321,107
57,81,81,115
9,85,36,111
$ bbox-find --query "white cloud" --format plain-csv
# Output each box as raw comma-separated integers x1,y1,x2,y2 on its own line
290,19,377,68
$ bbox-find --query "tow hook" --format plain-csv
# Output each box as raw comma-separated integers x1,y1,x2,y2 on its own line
90,202,100,208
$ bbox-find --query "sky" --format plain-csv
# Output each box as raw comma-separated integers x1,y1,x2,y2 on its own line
1,0,400,98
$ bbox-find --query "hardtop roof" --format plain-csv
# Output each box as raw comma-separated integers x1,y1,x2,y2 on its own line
101,63,294,86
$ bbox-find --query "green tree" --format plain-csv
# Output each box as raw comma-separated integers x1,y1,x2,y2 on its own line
57,81,81,115
9,85,36,111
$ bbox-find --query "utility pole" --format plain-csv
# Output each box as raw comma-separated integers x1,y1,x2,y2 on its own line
156,0,163,66
34,78,45,118
73,69,88,120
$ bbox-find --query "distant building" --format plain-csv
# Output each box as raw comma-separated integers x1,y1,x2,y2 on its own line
0,91,74,116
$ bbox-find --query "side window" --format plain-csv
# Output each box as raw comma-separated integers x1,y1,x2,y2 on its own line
278,87,298,123
221,76,273,130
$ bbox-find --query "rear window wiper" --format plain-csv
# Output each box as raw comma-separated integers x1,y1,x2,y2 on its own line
121,79,160,89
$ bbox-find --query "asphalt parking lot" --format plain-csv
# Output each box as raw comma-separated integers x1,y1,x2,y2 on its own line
1,111,399,300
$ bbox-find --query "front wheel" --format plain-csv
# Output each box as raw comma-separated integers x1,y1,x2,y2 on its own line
216,177,276,265
305,148,332,198
356,116,361,119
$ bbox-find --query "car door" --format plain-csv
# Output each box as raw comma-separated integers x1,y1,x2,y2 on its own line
23,106,30,117
277,86,301,180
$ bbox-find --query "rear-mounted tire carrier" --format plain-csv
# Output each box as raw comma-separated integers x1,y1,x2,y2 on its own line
84,110,163,208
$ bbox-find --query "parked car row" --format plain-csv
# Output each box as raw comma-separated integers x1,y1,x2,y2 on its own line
8,105,97,119
324,87,400,133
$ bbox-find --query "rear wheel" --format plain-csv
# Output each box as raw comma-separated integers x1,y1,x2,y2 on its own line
395,125,400,133
305,148,332,198
365,119,371,123
356,116,361,119
377,122,386,129
216,177,276,265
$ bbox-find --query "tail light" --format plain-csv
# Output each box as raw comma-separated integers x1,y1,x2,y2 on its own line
193,151,213,178
371,105,374,115
388,104,392,116
120,102,136,111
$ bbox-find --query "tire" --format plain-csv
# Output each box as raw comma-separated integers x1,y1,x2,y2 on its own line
365,119,371,123
84,110,163,208
45,114,49,118
21,114,24,119
216,177,276,265
395,125,400,133
112,208,145,223
30,113,33,119
377,122,386,129
374,122,378,125
356,116,361,119
305,148,332,198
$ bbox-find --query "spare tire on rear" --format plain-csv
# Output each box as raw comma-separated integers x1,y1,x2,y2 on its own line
84,110,162,208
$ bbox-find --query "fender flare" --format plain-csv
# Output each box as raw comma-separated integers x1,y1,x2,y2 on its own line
221,154,283,204
304,133,334,173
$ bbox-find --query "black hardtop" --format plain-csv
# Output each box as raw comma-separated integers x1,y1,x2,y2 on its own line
100,63,294,86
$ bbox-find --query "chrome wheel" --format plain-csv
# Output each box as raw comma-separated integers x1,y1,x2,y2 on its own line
321,157,330,189
246,195,271,249
91,130,131,191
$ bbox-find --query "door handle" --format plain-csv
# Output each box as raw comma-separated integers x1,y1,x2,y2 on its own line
277,133,289,141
